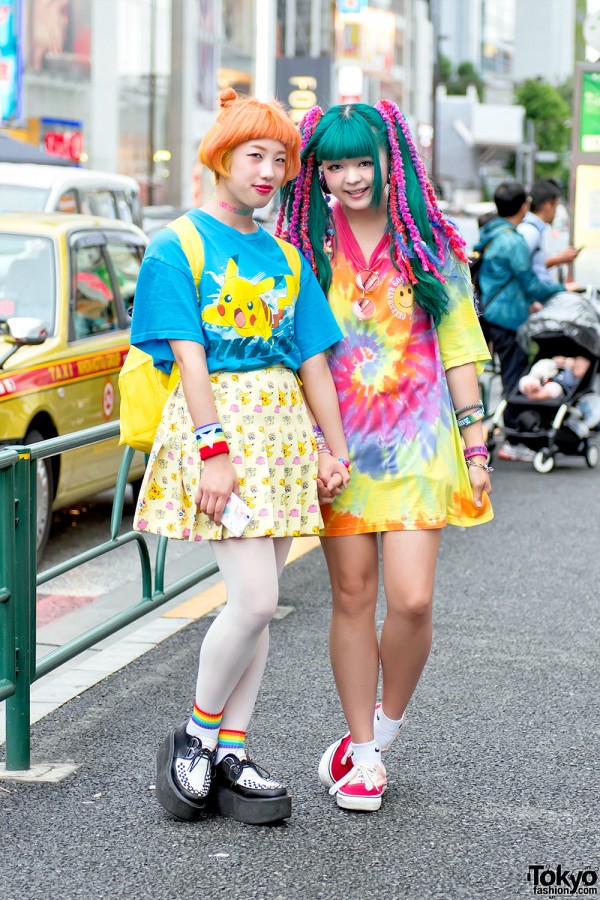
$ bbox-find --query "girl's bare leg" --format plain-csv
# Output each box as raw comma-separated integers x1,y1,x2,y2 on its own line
321,533,380,743
379,529,442,719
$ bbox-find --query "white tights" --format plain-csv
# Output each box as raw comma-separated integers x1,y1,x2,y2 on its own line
194,536,292,734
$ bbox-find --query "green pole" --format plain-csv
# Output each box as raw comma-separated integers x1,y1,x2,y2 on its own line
5,449,36,770
0,453,18,710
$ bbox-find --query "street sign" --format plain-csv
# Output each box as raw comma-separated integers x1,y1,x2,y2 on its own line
580,71,600,153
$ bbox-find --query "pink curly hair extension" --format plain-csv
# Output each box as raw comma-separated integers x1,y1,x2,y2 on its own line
275,106,324,275
376,99,468,266
375,100,444,283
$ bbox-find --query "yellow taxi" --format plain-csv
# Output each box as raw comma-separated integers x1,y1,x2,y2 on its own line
0,212,148,556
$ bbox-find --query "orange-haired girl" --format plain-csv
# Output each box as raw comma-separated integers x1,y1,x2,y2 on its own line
131,89,350,824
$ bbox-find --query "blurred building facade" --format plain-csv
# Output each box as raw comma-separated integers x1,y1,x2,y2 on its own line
1,0,436,207
513,0,576,85
430,0,517,103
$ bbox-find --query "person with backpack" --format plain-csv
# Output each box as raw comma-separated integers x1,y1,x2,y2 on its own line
278,101,493,813
517,179,581,287
130,88,350,824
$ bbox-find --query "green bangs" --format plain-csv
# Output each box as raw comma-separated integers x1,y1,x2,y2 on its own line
308,104,388,208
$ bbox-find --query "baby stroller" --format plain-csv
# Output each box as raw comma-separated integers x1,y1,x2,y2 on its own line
486,292,600,473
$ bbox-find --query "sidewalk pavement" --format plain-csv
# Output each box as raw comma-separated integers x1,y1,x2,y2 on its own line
1,459,599,900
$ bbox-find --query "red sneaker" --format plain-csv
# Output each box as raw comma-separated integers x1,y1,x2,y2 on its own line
329,761,387,812
318,732,353,789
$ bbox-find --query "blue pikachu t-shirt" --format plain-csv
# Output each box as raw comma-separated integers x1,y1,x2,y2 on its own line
131,210,342,373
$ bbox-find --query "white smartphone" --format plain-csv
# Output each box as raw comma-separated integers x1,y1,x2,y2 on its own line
220,493,254,537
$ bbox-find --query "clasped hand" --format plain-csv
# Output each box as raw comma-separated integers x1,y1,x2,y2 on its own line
317,454,351,504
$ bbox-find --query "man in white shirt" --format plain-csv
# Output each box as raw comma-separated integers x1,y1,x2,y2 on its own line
518,179,580,287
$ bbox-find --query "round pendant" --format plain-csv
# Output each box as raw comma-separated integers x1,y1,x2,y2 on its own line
352,297,376,320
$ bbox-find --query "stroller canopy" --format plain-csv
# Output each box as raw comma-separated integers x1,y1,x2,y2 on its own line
518,292,600,359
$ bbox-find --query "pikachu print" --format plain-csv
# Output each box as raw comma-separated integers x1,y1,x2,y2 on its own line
203,256,276,340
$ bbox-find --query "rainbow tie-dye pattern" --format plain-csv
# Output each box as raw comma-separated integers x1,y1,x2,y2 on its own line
321,204,493,535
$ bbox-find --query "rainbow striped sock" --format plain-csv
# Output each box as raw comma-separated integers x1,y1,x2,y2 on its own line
216,729,246,764
186,702,223,748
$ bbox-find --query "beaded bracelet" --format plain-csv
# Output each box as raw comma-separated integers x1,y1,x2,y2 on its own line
338,457,352,472
454,401,484,416
465,459,493,473
463,444,488,459
194,422,229,461
456,408,485,429
313,424,332,455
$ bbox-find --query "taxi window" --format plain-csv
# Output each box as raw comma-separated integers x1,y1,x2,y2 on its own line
0,235,56,334
58,191,78,214
114,192,133,223
72,244,118,339
81,190,118,219
105,239,144,314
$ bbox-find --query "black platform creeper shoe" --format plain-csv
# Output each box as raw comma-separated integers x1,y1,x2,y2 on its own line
155,722,216,821
212,753,292,824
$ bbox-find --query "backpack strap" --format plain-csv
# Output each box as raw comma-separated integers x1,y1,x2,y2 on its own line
167,214,205,299
519,218,543,260
162,214,205,388
273,235,302,292
478,228,516,314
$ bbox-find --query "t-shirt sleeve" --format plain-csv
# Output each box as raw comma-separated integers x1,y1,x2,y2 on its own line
130,228,205,373
293,254,343,363
436,253,491,375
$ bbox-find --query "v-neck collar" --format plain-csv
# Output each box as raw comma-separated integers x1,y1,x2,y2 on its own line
332,202,390,271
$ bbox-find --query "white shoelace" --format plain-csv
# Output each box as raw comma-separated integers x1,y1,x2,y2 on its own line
328,762,385,797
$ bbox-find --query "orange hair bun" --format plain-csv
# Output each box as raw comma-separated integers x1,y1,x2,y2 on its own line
219,87,238,107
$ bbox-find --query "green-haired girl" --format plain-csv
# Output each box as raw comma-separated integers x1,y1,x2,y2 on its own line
278,101,493,813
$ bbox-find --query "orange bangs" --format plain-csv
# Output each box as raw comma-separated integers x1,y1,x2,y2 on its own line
198,94,301,184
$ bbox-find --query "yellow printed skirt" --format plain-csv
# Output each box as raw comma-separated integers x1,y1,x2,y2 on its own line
134,367,322,541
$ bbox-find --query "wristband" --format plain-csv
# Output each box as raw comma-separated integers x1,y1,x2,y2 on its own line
463,444,488,459
337,457,352,472
194,422,229,461
457,408,484,429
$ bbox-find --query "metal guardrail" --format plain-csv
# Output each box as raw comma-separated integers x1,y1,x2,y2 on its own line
0,422,218,770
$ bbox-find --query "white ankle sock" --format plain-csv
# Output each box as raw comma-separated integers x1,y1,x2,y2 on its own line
374,706,406,750
350,740,381,767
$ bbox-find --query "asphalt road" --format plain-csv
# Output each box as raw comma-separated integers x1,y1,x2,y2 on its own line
2,450,599,900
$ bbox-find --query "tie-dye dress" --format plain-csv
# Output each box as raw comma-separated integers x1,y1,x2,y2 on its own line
320,204,493,535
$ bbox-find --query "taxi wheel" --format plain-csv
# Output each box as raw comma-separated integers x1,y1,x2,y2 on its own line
25,429,54,562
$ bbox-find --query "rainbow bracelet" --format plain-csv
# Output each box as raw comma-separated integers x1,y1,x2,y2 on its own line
456,408,485,429
338,457,352,472
194,422,229,461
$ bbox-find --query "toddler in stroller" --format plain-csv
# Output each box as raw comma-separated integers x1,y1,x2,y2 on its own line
486,291,600,473
518,355,591,401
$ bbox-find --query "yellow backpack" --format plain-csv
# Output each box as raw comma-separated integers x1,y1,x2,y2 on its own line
119,217,301,454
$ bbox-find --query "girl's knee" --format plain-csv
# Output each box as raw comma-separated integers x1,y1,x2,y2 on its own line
240,580,279,630
388,590,433,621
332,576,378,617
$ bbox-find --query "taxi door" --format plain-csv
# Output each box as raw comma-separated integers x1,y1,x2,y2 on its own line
55,229,145,497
